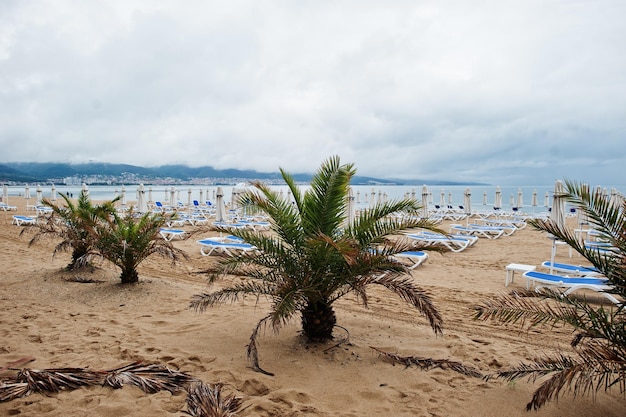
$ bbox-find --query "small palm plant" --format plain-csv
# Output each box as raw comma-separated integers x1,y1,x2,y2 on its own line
191,156,444,374
474,180,625,410
29,191,119,270
96,209,189,284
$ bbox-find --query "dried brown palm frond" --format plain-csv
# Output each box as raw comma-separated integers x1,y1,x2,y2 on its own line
0,382,29,402
184,382,244,417
103,362,198,393
491,341,626,410
370,346,484,378
0,362,200,404
0,367,105,402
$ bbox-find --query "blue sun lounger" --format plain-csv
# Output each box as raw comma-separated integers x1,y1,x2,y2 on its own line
394,251,429,270
159,228,187,241
523,271,618,304
197,238,257,257
12,215,37,226
541,261,601,277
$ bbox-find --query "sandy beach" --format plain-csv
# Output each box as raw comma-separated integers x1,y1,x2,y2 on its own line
1,199,625,416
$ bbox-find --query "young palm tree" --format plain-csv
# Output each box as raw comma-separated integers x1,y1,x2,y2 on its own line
474,180,625,410
29,191,119,270
191,156,444,374
96,209,189,284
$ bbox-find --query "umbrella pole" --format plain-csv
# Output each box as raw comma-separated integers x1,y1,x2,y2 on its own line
550,237,557,274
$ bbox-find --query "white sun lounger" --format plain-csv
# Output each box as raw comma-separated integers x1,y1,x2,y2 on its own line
523,271,619,304
480,218,527,230
159,228,187,241
0,203,17,211
12,215,37,226
197,238,257,257
450,224,505,239
405,233,470,252
541,261,602,277
394,251,429,270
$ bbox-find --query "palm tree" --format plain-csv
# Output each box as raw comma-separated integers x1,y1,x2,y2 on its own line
191,156,444,374
29,191,119,270
95,209,189,284
474,180,625,410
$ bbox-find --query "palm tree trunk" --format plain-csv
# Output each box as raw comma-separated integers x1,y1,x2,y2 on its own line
301,300,336,342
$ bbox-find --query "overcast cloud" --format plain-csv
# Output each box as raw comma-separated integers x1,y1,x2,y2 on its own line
1,0,624,185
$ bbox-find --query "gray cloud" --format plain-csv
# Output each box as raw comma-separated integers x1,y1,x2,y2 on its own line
1,0,625,185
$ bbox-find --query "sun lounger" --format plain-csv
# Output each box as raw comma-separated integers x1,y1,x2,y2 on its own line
394,251,428,270
480,218,527,230
450,224,505,239
469,223,517,236
12,215,37,226
523,271,619,304
0,203,17,211
159,228,187,241
405,233,470,252
541,261,602,277
197,238,258,257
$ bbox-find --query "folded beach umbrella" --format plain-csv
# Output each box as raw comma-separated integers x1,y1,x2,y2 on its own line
463,188,472,217
440,190,445,207
3,184,9,204
356,190,360,204
215,186,226,223
187,188,193,208
344,187,355,228
531,189,538,208
82,183,89,196
51,184,56,201
137,184,147,213
421,185,429,217
24,185,31,201
36,185,42,204
148,187,153,203
544,191,550,207
199,189,203,203
170,187,176,206
482,190,487,206
121,185,127,206
549,180,566,273
494,186,502,209
517,188,523,209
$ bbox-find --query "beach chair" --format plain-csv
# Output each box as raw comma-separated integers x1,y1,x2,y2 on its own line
197,238,258,257
450,224,505,239
393,251,429,270
541,261,602,277
405,233,470,253
0,203,17,211
159,228,187,241
522,271,619,304
481,218,527,230
12,215,37,226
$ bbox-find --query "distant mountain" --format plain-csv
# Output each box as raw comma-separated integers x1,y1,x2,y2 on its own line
0,164,45,183
0,162,486,186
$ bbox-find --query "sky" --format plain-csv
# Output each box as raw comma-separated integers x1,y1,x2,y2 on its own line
1,0,625,186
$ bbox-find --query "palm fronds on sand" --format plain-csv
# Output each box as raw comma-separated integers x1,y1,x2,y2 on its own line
1,367,104,402
185,382,244,417
103,362,198,393
370,346,484,378
0,362,246,415
0,362,197,402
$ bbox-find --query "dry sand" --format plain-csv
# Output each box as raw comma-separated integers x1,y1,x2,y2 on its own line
1,200,625,416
